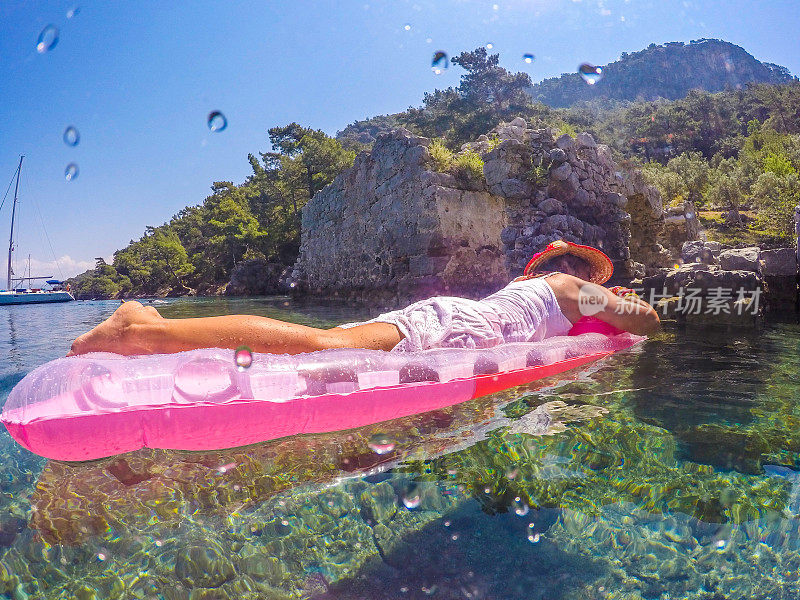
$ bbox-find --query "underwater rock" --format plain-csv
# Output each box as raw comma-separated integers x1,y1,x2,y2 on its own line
174,544,236,588
359,482,398,524
240,551,286,583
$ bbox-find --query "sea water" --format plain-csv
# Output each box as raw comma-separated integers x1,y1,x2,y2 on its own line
1,297,800,599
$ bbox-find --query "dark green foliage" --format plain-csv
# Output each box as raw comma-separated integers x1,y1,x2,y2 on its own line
397,49,539,147
70,258,130,300
68,126,355,298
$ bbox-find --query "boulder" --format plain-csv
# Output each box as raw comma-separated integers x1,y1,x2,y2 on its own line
555,134,574,151
628,261,646,278
482,159,511,188
575,132,597,148
719,247,760,273
681,240,721,265
550,163,572,182
548,148,567,164
500,177,532,199
664,264,761,294
500,226,518,246
760,248,797,277
606,192,627,208
538,198,564,215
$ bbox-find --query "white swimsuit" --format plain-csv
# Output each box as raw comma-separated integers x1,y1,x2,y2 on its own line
338,276,574,352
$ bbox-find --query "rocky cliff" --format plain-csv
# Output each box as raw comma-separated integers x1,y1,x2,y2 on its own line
294,120,700,305
529,39,795,108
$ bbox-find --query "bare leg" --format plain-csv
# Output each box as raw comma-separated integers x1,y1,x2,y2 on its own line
68,301,403,356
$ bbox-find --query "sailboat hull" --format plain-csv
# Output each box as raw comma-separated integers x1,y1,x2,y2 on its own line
0,291,75,305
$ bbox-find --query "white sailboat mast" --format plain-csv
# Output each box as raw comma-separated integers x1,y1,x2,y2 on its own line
6,155,23,291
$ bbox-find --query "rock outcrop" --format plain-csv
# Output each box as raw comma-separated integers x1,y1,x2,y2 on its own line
760,248,798,311
295,122,700,305
294,128,509,304
641,241,798,323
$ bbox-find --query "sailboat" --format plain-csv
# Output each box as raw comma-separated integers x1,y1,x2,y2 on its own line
0,156,75,305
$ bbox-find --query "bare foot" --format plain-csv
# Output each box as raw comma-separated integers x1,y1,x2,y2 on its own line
67,301,164,356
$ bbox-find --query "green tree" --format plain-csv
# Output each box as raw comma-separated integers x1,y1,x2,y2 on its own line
642,162,688,206
664,152,709,204
751,171,799,240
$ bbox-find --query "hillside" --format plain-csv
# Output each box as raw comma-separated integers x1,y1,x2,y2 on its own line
68,43,800,299
529,39,795,107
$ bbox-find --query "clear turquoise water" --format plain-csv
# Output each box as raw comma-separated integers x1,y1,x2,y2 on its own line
1,298,799,599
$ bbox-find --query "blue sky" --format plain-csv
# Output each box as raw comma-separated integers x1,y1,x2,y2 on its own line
1,0,798,279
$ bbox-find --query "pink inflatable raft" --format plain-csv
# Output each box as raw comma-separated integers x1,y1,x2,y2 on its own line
1,324,642,461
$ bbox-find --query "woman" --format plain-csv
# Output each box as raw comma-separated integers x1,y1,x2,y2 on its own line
67,241,660,357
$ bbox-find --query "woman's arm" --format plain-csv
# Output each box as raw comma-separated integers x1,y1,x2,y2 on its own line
546,274,661,336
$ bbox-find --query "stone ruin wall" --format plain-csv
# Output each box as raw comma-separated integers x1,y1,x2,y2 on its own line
295,120,700,306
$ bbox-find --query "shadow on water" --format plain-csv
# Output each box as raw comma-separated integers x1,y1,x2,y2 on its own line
322,503,606,600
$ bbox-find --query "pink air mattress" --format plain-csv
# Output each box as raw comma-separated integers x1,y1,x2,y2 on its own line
1,332,642,461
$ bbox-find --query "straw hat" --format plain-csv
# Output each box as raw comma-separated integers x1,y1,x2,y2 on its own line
523,240,613,285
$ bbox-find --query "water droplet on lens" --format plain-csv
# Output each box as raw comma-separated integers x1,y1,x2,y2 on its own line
402,492,421,509
36,26,59,53
451,534,459,540
97,552,106,561
368,433,396,454
578,63,603,85
432,51,448,75
514,498,530,516
444,520,451,527
66,6,80,19
485,42,494,50
403,23,411,30
523,53,535,64
484,487,491,494
63,126,80,146
207,111,228,132
65,163,79,181
234,346,253,370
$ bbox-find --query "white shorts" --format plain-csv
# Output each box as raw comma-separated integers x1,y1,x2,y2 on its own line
337,296,505,352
